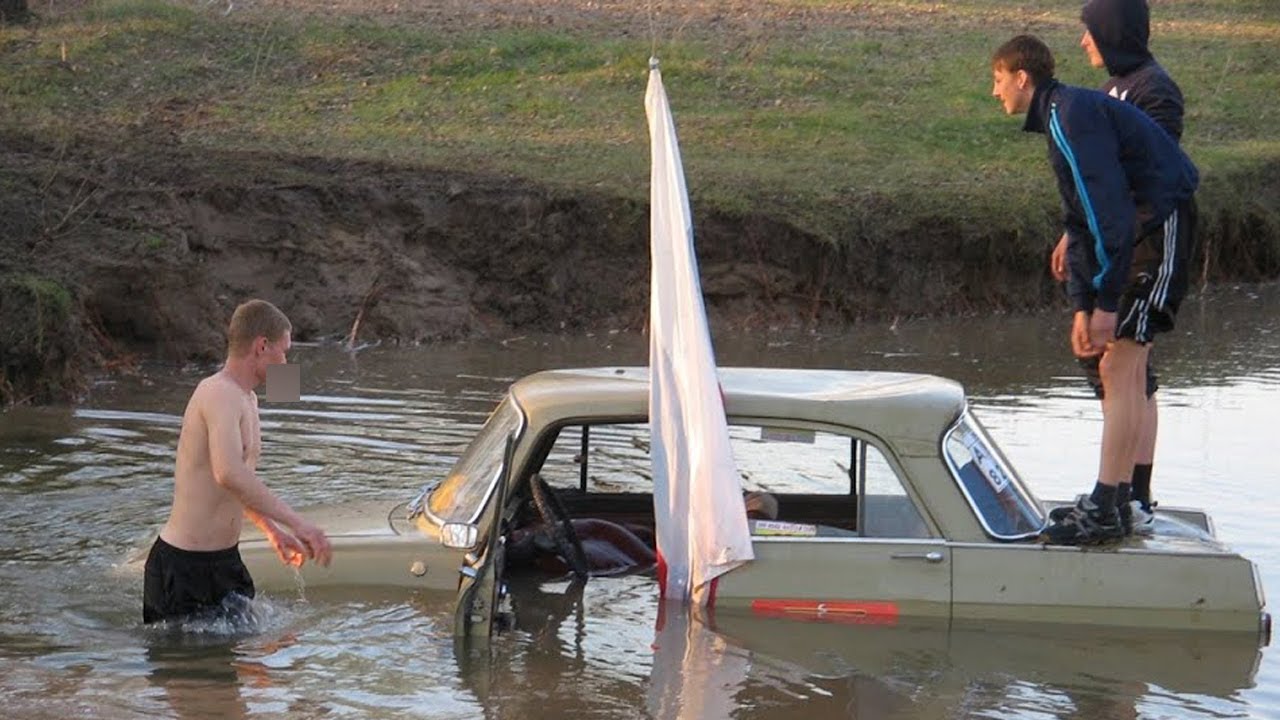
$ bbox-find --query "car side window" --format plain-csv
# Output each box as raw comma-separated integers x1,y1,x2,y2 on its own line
860,449,932,539
536,421,930,539
537,423,651,491
729,425,931,539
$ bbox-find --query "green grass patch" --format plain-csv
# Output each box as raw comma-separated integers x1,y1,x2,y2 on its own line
2,0,1277,246
0,273,73,356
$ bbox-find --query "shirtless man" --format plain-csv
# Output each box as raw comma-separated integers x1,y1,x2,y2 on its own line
143,299,332,624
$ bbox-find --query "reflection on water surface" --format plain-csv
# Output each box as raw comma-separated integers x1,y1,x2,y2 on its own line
2,283,1280,718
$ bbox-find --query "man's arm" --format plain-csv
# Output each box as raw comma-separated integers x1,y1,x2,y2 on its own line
245,509,306,567
1050,232,1068,282
1131,75,1185,143
1048,104,1135,313
206,386,332,565
1063,227,1095,312
1053,176,1096,312
1136,93,1183,143
206,394,306,529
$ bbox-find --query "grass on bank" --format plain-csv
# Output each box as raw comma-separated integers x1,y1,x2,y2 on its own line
1,0,1278,246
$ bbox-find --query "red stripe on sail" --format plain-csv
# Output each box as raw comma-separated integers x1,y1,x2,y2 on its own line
656,549,668,599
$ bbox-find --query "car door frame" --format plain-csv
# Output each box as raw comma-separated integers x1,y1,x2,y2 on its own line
453,432,516,639
712,419,952,622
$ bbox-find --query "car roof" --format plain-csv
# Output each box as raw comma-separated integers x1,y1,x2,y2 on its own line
509,367,967,455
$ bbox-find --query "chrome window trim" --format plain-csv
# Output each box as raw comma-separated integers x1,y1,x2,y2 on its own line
945,540,1240,558
941,410,1044,541
424,395,528,527
1253,561,1267,611
750,536,948,546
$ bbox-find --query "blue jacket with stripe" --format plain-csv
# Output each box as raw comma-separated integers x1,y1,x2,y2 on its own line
1023,79,1198,313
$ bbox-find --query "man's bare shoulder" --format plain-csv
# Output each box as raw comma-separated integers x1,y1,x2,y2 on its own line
190,372,246,422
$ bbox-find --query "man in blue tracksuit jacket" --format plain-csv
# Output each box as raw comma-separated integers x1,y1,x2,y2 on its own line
990,34,1198,544
1049,0,1187,531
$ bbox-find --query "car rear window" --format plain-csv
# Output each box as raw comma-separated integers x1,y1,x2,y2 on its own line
943,411,1045,540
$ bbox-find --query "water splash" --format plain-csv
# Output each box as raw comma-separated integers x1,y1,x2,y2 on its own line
143,593,263,637
291,565,309,604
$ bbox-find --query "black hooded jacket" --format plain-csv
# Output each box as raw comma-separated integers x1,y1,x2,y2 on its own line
1081,0,1185,140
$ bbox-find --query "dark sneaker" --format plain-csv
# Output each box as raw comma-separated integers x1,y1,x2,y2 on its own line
1118,499,1133,535
1048,496,1084,524
1040,497,1124,545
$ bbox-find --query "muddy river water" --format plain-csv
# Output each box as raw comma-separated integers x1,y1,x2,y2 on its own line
2,282,1279,719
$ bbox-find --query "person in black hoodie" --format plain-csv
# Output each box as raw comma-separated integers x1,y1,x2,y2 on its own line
1048,0,1187,533
990,34,1198,545
1080,0,1184,138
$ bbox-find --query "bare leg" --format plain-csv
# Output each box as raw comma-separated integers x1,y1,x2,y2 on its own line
1134,394,1157,465
1098,340,1150,487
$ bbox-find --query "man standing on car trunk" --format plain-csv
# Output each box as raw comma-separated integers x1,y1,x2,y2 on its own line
1048,0,1187,535
990,35,1197,545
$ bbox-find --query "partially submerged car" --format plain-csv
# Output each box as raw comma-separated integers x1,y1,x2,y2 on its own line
240,367,1271,644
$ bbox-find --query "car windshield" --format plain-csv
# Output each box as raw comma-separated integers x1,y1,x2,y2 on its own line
426,396,523,524
943,411,1045,540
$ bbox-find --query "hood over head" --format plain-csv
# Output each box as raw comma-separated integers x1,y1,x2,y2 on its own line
1081,0,1153,77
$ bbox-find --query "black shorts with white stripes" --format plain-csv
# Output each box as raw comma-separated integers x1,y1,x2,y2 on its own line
1114,197,1197,344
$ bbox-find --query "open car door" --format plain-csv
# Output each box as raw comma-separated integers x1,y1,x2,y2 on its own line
453,434,515,639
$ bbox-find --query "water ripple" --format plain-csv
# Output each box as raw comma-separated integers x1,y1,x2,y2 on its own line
4,296,1280,719
73,409,182,426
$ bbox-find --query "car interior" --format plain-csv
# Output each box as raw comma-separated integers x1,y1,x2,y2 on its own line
500,418,938,577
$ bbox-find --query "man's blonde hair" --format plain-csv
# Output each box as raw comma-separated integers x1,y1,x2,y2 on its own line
227,299,291,356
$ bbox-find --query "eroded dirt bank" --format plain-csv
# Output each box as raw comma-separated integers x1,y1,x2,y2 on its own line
2,132,1278,405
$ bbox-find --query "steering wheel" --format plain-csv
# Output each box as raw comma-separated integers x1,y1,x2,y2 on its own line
528,473,590,580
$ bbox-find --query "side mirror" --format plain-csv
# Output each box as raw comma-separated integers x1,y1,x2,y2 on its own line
441,522,480,549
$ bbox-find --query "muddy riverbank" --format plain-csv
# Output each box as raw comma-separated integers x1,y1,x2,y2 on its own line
3,129,1279,405
4,0,1280,405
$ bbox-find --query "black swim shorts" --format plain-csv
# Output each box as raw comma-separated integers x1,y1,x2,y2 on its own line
142,537,255,624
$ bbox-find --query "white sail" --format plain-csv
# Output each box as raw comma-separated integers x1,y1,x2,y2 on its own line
645,59,754,604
